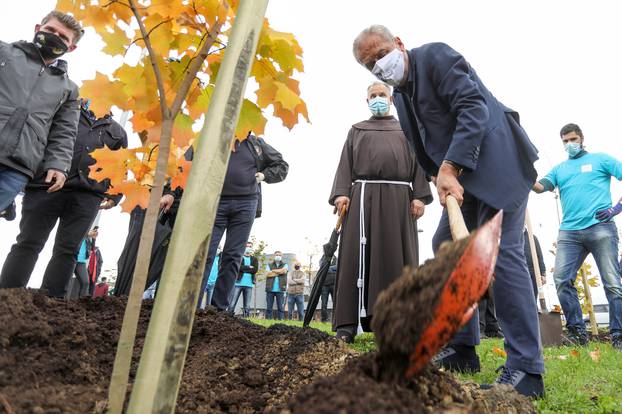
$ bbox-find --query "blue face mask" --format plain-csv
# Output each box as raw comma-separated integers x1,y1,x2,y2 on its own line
368,96,390,116
565,142,582,158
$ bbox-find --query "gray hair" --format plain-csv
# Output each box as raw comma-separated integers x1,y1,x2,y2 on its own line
353,25,395,63
367,81,392,96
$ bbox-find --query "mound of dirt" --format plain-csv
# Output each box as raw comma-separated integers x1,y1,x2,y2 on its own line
0,288,534,414
372,237,472,375
0,289,352,414
280,353,535,414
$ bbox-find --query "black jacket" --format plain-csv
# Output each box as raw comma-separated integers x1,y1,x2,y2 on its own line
237,255,258,284
169,135,288,218
245,134,289,217
28,107,128,203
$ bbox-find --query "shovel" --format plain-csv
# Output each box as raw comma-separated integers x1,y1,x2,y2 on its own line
405,195,502,378
525,209,563,347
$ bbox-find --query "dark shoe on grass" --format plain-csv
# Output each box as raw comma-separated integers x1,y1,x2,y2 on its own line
482,366,545,398
613,335,622,351
432,345,480,373
563,326,589,346
336,326,355,344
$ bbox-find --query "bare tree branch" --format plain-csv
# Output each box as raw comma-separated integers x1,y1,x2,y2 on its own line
128,0,171,118
170,16,227,116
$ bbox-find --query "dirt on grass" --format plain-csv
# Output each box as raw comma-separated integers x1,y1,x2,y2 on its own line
0,287,534,413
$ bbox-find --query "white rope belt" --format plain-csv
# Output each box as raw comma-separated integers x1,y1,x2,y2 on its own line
353,179,411,334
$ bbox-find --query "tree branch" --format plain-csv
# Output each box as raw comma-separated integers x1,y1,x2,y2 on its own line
128,0,171,118
170,7,228,116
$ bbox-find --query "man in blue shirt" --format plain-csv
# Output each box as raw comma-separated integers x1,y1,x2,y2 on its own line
227,242,258,317
533,123,622,351
265,251,288,320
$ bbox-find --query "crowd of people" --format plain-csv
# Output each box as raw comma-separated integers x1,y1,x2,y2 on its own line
2,11,622,401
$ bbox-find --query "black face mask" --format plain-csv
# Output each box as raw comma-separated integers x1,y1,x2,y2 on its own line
33,31,69,60
295,265,301,270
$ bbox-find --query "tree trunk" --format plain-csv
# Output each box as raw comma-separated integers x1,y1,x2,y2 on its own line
107,116,174,414
126,2,270,412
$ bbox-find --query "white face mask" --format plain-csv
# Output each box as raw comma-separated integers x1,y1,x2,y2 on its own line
372,48,406,87
274,255,282,262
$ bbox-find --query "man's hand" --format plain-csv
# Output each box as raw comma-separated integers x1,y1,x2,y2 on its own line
541,275,546,285
160,194,174,212
334,196,350,215
436,162,464,206
45,170,66,193
99,198,115,210
255,172,265,183
595,203,622,222
410,199,425,219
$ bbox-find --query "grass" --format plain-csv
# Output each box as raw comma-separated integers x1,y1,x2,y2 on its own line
250,318,622,413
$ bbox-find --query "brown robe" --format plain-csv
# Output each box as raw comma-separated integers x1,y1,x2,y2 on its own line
329,116,433,331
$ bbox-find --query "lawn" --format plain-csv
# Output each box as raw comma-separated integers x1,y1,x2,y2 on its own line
250,318,622,413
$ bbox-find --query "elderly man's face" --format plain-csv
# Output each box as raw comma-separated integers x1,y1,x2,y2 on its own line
367,84,392,102
357,34,397,71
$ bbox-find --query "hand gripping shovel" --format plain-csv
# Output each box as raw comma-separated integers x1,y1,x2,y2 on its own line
404,196,503,378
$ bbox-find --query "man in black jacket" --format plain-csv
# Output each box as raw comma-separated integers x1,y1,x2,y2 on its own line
195,134,288,310
0,101,128,297
227,241,259,317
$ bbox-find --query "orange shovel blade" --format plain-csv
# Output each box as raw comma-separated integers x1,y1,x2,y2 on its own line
405,210,503,379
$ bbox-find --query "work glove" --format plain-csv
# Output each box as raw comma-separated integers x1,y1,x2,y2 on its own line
595,202,622,222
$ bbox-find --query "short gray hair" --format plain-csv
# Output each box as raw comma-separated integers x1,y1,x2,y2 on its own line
367,81,392,96
353,25,395,63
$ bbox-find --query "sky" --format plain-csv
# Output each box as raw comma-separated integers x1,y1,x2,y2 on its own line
1,0,622,306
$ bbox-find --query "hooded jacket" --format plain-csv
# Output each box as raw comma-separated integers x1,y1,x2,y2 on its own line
0,41,79,178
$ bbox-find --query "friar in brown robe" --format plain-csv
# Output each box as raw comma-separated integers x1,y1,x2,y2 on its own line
329,82,433,340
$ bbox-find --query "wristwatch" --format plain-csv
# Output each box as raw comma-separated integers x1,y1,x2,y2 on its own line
442,160,464,176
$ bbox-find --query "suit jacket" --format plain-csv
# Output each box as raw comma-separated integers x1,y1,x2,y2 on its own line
393,43,539,211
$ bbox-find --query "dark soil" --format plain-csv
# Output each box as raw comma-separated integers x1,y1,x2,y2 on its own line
280,353,535,414
0,288,534,413
0,289,352,414
372,237,472,375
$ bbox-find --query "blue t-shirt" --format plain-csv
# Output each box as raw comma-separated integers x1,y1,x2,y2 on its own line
77,240,88,263
236,256,254,287
207,255,220,286
543,152,622,230
266,262,288,293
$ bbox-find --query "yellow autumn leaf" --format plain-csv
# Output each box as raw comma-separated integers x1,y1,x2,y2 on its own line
589,348,601,362
492,346,507,358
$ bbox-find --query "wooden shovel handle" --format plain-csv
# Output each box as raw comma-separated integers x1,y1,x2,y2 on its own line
335,206,347,232
447,195,469,240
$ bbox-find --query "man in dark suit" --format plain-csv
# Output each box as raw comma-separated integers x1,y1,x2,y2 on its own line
353,25,544,398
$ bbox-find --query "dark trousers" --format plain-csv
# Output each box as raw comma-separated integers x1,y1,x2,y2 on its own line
0,189,101,297
432,192,544,374
266,291,284,320
72,262,90,297
478,289,501,335
197,197,258,310
320,285,334,322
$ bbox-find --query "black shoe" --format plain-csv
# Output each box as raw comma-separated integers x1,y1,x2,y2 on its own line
485,330,504,339
432,345,480,373
563,326,589,346
482,366,545,398
335,326,355,344
0,202,16,221
613,335,622,351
